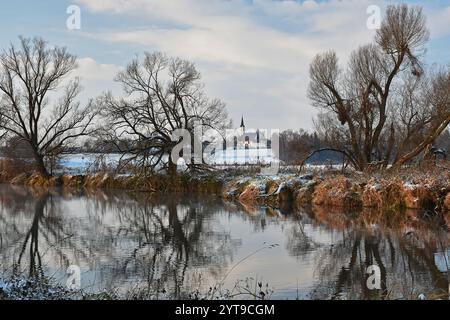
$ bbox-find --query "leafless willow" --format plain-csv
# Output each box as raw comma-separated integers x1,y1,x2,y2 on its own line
100,52,230,175
308,5,450,170
0,37,99,176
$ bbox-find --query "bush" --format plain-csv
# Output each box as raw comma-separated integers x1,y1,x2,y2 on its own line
312,176,362,208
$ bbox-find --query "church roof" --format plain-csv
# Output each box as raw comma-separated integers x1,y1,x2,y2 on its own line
240,115,245,128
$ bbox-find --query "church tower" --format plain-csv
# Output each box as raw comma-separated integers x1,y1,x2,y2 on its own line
240,115,245,135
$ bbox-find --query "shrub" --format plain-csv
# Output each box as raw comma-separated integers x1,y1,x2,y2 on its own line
312,176,362,208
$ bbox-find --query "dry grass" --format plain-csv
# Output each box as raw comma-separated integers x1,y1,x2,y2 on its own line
403,185,436,210
4,172,224,195
312,176,362,208
222,178,251,199
362,176,442,211
238,185,261,204
26,173,62,188
221,165,449,214
1,160,449,215
294,182,318,207
265,180,279,195
444,193,450,211
379,178,406,211
361,178,383,208
0,159,35,182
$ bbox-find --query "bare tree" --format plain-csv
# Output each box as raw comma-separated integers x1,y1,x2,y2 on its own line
308,5,450,170
101,52,230,175
0,37,99,176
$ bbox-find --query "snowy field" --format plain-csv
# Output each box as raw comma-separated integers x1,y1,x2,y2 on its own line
58,153,124,174
58,149,281,174
53,150,340,174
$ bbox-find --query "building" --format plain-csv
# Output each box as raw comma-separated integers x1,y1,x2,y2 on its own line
210,116,275,165
236,116,264,150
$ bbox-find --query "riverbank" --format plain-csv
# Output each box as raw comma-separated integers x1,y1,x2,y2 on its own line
222,165,450,215
1,165,449,215
0,276,116,300
1,171,223,194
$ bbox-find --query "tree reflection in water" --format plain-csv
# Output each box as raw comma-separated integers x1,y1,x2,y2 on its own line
101,195,237,298
0,186,237,299
0,184,450,300
0,190,79,280
287,206,450,300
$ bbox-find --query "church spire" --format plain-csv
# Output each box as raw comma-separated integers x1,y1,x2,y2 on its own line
240,115,245,135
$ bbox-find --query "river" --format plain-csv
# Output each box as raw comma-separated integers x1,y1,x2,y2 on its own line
0,184,449,300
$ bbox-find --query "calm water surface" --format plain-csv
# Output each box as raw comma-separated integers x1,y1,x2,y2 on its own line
0,184,449,300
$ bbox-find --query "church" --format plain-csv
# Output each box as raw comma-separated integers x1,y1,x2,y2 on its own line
210,116,274,165
234,116,267,149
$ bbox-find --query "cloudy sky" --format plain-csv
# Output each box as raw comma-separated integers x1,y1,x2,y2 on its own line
0,0,449,130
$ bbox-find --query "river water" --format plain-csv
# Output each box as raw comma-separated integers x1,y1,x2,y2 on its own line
0,184,449,300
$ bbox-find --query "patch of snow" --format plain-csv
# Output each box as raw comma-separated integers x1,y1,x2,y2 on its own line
370,183,381,191
404,182,421,190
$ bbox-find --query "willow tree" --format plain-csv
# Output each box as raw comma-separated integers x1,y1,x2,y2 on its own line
0,37,99,176
101,52,230,175
308,5,450,170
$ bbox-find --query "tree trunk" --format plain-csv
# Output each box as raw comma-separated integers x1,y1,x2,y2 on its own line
33,152,50,177
391,117,450,170
168,158,177,176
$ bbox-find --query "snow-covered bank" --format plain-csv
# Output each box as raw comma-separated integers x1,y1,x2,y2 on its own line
1,154,449,215
223,171,450,215
0,277,86,300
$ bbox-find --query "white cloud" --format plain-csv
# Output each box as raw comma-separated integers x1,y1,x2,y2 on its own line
75,57,121,81
74,0,436,130
426,6,450,39
72,57,122,103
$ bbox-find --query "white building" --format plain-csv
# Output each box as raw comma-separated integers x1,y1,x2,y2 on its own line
210,116,276,165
